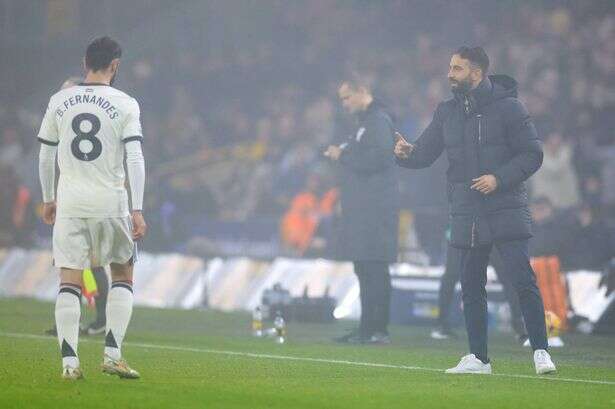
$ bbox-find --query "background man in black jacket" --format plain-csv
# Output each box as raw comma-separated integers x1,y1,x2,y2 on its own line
325,81,399,344
395,47,556,375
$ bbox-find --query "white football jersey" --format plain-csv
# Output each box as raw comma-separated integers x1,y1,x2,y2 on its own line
37,83,142,218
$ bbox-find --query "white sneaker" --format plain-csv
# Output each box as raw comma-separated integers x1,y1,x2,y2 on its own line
445,354,492,374
534,349,556,375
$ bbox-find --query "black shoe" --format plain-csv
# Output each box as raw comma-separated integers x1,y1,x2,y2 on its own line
81,321,106,336
333,329,365,344
363,332,391,345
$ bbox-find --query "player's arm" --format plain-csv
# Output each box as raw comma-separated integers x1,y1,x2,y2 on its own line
38,143,57,224
125,140,145,212
125,140,146,240
37,100,59,225
123,99,147,240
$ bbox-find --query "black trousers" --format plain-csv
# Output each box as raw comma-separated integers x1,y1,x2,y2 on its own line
438,244,527,337
354,261,391,335
92,266,109,325
458,239,548,362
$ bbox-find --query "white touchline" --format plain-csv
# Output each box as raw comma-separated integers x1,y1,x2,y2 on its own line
2,332,615,386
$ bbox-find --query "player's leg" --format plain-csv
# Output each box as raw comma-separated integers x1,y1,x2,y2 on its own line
56,268,83,379
101,260,139,378
97,217,139,378
52,218,90,380
105,261,134,361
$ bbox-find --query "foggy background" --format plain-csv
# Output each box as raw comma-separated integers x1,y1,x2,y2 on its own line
1,0,615,269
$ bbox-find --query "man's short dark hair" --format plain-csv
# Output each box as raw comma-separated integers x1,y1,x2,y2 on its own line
85,36,122,72
455,46,489,74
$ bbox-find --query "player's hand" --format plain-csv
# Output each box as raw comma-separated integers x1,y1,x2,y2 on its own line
394,132,414,159
42,202,56,225
324,145,343,161
131,211,147,241
471,175,498,195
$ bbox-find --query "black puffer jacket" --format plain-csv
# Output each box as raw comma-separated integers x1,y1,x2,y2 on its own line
397,75,543,248
337,101,399,262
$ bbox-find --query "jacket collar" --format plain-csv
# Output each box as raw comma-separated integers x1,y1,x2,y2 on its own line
357,100,377,121
469,77,493,108
456,77,492,115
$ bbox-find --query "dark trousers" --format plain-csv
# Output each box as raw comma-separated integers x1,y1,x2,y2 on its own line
354,261,391,335
438,244,527,337
92,266,109,325
458,239,548,361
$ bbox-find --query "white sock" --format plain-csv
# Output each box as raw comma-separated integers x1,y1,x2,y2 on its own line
104,281,134,361
55,283,82,368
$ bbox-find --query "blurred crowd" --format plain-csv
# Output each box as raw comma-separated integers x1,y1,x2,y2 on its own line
1,1,614,269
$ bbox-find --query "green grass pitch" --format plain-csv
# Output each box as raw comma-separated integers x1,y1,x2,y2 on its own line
0,297,614,409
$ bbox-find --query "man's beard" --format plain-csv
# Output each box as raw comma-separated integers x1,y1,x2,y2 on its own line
450,77,473,95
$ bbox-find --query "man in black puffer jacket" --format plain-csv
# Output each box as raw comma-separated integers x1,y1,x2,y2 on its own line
325,80,399,344
396,47,556,375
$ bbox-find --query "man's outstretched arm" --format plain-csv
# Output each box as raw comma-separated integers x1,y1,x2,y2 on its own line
395,104,445,169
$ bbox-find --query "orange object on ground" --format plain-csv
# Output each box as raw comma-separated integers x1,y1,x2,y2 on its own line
530,256,568,329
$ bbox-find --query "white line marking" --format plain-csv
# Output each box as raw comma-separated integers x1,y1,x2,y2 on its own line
2,332,614,386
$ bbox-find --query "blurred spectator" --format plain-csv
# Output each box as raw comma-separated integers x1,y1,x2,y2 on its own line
280,173,338,256
0,165,33,247
560,203,614,271
529,196,567,258
530,131,580,209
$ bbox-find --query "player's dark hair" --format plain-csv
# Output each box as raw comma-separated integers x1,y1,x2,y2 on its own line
455,46,489,74
85,36,122,72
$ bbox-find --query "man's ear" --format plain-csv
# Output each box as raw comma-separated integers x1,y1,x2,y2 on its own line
110,58,121,74
471,67,483,83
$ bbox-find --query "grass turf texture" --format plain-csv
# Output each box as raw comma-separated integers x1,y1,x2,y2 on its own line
0,298,614,409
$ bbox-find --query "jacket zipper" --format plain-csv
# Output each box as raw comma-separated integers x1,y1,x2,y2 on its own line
471,114,482,248
477,114,482,144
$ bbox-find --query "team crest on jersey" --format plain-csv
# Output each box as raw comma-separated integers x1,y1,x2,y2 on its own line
356,127,365,142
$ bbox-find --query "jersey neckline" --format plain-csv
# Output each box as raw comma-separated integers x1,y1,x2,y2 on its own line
78,82,110,87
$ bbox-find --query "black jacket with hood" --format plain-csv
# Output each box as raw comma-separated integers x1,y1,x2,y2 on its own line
337,100,399,261
397,75,543,248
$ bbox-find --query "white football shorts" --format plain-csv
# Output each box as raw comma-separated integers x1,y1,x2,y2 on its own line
52,217,136,269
